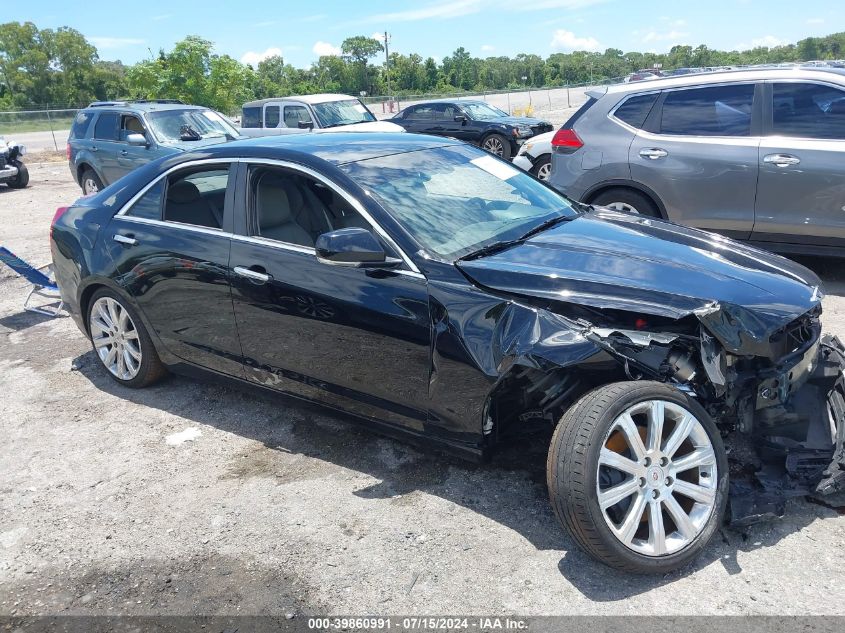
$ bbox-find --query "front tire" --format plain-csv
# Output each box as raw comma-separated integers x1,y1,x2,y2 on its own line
7,162,28,188
530,155,552,181
481,133,512,160
591,187,660,217
547,381,728,573
87,288,167,388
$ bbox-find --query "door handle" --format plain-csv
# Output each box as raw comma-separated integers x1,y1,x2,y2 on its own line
234,266,271,284
90,146,98,152
763,153,800,167
120,150,128,156
639,148,668,159
112,234,138,246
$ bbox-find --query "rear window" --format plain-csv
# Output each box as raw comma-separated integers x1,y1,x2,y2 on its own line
562,96,597,129
241,106,261,128
659,84,754,136
70,111,94,139
613,93,658,129
93,112,119,140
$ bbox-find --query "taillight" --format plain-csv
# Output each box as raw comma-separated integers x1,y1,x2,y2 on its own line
551,128,584,150
66,143,71,161
51,206,70,240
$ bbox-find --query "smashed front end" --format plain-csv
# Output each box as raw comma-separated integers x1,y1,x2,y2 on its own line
581,304,845,525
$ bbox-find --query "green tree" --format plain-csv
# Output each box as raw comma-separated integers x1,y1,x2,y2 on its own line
341,35,383,94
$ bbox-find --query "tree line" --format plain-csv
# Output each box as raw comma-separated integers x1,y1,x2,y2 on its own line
1,21,844,115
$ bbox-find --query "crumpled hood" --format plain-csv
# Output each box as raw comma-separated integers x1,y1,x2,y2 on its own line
488,116,550,128
457,209,823,357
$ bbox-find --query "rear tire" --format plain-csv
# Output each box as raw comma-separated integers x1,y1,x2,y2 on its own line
6,162,28,188
81,168,103,195
530,155,552,181
547,381,728,574
481,133,512,160
591,187,660,217
87,288,167,388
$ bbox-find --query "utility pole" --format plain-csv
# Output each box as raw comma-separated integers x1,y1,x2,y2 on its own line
384,31,391,99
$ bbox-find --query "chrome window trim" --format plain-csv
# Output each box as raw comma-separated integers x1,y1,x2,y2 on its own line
607,89,661,134
114,215,229,238
240,157,422,274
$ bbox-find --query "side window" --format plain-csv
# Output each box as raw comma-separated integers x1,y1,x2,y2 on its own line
70,111,94,139
249,166,368,248
93,112,119,140
283,105,312,128
407,106,434,121
120,114,146,141
163,166,231,229
126,180,164,220
242,106,261,128
772,83,845,140
659,84,754,136
613,93,658,129
264,105,281,128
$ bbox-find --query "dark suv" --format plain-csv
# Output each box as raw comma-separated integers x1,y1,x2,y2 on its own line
391,99,552,160
548,67,845,257
67,100,240,195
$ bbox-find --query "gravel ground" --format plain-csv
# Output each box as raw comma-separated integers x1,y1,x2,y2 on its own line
2,163,845,618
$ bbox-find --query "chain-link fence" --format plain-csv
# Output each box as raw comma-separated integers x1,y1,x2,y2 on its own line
0,108,80,152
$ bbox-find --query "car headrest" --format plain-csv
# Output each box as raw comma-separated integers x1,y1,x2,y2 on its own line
168,180,201,204
257,178,293,228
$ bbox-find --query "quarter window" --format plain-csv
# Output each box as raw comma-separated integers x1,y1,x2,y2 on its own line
93,112,119,140
771,82,845,140
241,106,261,128
613,93,658,129
163,167,231,229
70,111,94,139
659,84,755,136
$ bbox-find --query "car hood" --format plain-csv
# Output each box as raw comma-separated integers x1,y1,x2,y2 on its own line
456,208,823,357
163,136,235,151
320,121,405,133
485,116,550,127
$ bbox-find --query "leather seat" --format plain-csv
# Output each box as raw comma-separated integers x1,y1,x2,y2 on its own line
256,178,314,246
165,181,220,228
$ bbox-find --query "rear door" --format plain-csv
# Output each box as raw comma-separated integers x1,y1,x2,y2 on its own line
752,80,845,248
91,111,122,185
629,82,760,237
104,159,241,377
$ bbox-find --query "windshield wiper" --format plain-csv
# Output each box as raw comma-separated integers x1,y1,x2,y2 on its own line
457,240,522,262
517,213,573,241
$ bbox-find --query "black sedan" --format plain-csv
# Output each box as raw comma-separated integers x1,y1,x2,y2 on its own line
390,100,552,160
50,133,845,574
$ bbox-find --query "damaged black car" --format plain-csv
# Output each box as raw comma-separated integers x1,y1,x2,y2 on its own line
50,133,845,574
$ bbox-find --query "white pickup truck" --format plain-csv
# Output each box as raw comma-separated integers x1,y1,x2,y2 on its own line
238,93,404,137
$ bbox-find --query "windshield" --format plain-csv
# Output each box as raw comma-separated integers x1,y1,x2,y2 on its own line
147,109,240,142
339,144,578,260
461,102,510,120
312,99,376,128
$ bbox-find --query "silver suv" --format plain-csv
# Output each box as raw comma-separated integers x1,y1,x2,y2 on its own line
549,68,845,257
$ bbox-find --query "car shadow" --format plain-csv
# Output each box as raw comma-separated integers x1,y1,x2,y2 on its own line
0,307,59,331
69,349,839,596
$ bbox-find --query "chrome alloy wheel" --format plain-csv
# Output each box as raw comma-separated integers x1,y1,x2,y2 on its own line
89,297,142,380
605,201,638,213
482,136,505,156
596,400,718,557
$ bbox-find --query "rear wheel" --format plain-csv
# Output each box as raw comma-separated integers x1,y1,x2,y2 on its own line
481,133,512,160
591,187,660,217
530,155,552,181
87,289,167,388
547,381,728,573
81,168,103,195
6,162,28,188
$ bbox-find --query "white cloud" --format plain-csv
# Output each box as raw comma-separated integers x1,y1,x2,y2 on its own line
240,47,283,65
806,18,824,25
550,29,601,52
313,41,341,57
481,44,495,52
642,30,689,43
360,0,482,24
87,37,145,49
736,35,788,50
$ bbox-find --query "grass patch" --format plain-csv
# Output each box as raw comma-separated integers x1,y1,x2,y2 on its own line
0,116,75,135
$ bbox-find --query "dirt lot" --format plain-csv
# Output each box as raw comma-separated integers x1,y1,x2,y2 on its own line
2,163,845,618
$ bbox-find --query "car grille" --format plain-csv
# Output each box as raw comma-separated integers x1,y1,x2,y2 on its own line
531,123,553,135
770,307,821,357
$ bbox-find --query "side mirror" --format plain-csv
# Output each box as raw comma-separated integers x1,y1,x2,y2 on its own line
126,133,149,147
315,228,401,268
298,120,314,130
454,114,467,123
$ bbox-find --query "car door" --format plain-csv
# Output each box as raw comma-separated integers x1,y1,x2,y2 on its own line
629,82,760,238
91,110,122,185
228,160,432,431
401,105,437,134
115,113,152,179
104,159,242,377
431,103,470,140
753,80,845,247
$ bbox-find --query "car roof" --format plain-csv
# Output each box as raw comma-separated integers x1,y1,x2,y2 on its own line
242,94,360,108
596,67,845,98
405,98,487,107
199,132,463,165
85,101,208,113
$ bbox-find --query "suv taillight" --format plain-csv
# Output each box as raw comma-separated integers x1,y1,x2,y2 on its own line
551,128,584,150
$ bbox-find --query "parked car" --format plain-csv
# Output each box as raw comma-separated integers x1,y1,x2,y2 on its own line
67,100,241,195
239,94,404,137
624,71,661,83
0,136,28,188
50,132,845,573
512,130,554,180
549,67,845,257
391,99,553,159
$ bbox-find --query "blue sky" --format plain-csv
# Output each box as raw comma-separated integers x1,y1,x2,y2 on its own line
13,0,842,68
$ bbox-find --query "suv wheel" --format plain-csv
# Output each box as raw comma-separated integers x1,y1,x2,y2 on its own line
591,188,660,217
81,168,103,195
481,133,512,160
547,381,728,573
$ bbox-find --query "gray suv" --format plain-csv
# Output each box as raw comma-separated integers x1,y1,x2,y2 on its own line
68,100,240,195
549,68,845,257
